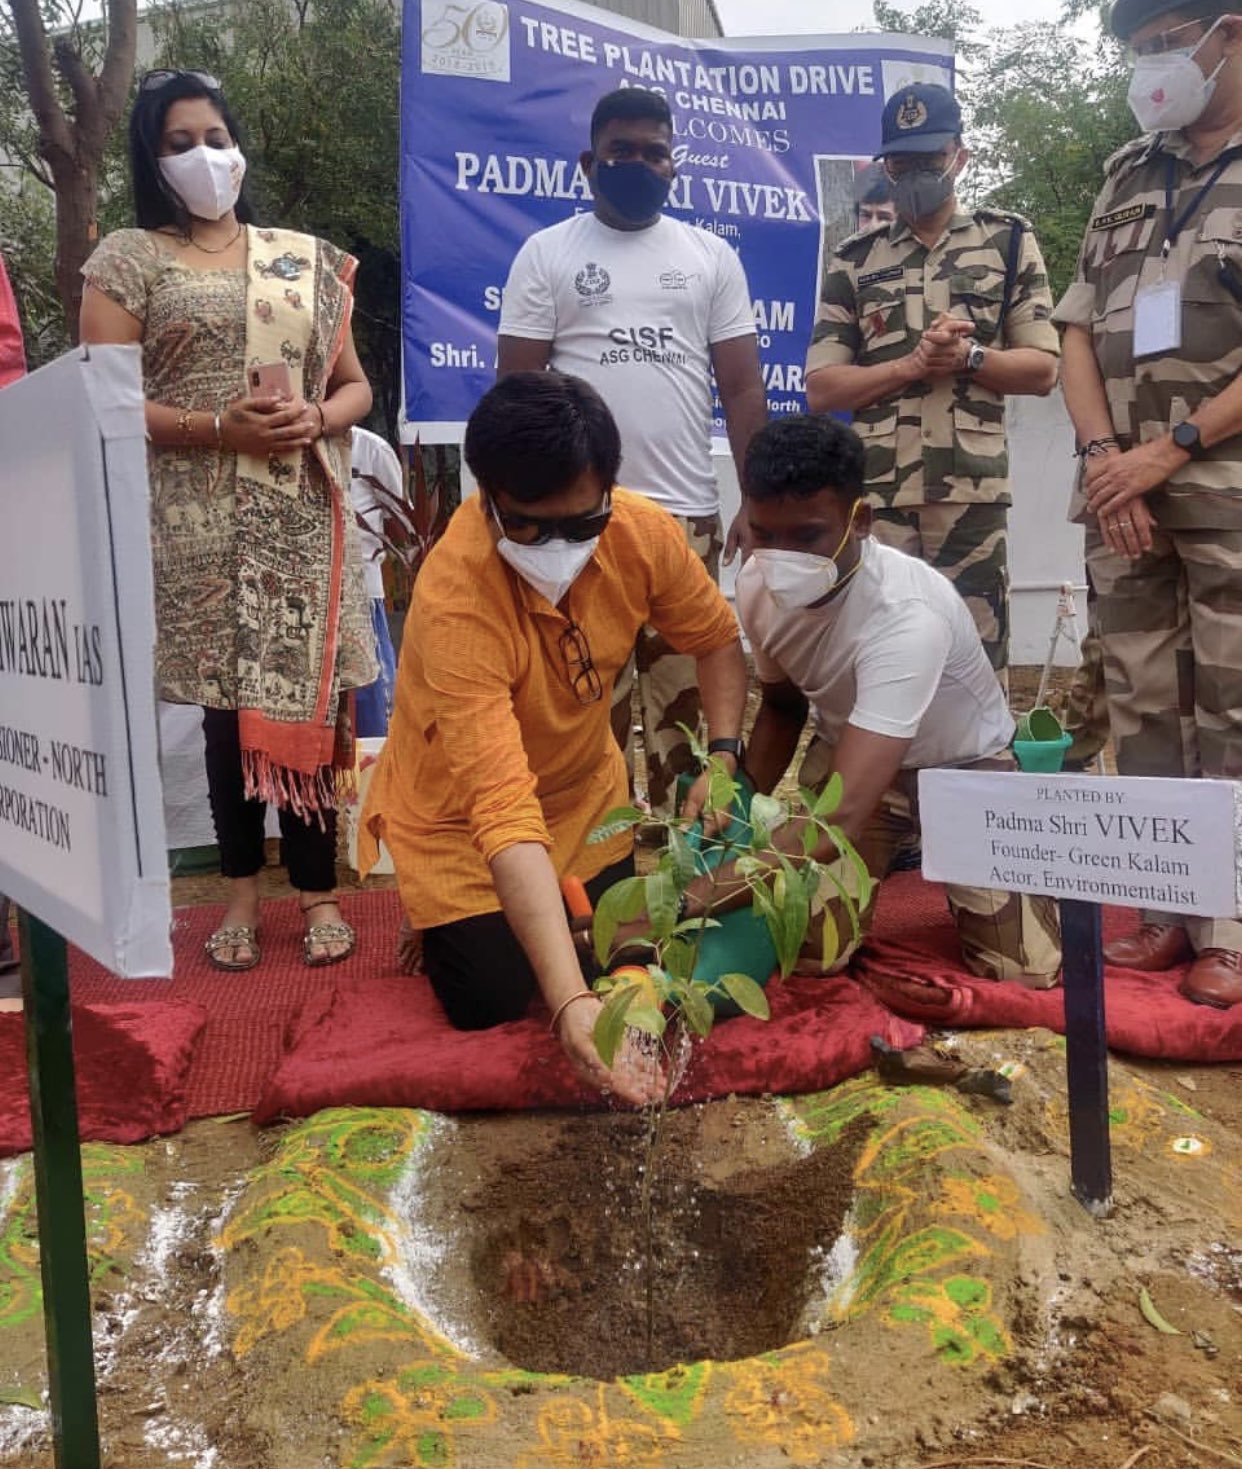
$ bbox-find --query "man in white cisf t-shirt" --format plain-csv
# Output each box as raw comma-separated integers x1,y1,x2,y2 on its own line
349,427,402,737
498,87,767,817
670,414,1061,984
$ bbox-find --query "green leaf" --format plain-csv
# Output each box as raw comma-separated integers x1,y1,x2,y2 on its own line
671,917,721,936
707,760,740,819
736,855,767,879
814,772,844,818
841,836,876,912
0,1388,42,1410
818,901,840,971
625,1003,667,1039
661,936,695,980
593,985,640,1067
645,869,679,940
749,792,784,834
589,805,647,844
667,826,698,887
676,721,707,764
801,820,821,858
592,876,649,967
1138,1287,1182,1336
778,862,811,977
719,972,771,1020
680,985,715,1037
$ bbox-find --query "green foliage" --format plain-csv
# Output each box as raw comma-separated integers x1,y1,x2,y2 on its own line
147,0,403,435
0,180,65,368
586,754,870,1070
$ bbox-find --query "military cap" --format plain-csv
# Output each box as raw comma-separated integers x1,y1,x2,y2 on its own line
1109,0,1213,39
876,82,962,157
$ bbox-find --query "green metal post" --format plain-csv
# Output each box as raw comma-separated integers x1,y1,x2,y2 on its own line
18,910,101,1469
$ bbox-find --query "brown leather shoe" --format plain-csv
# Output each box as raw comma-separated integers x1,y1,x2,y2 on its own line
1103,922,1193,971
1179,948,1242,1009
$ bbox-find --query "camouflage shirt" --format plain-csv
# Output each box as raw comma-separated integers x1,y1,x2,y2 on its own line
807,208,1060,508
1054,130,1242,531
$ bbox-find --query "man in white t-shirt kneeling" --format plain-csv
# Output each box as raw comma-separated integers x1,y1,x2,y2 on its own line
676,414,1061,985
498,87,766,817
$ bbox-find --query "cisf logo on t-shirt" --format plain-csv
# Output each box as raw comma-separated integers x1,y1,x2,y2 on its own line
421,1,511,83
574,263,612,306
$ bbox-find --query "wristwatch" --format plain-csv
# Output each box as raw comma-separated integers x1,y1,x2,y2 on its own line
963,340,987,374
707,737,745,763
1171,420,1208,459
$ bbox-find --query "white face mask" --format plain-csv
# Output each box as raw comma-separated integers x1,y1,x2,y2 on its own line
1128,19,1229,132
494,531,599,607
751,506,863,611
159,145,246,221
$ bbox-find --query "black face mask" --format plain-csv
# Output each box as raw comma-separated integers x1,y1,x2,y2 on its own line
592,160,671,224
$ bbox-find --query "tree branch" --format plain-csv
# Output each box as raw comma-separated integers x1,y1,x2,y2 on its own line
96,0,137,134
6,0,73,163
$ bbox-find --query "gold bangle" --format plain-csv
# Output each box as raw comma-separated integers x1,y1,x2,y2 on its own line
314,402,328,439
548,989,595,1036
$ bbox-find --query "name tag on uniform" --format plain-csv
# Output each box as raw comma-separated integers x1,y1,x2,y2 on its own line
1133,280,1182,357
858,265,904,287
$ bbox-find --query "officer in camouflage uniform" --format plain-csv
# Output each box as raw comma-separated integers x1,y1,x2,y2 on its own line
1054,0,1242,1007
806,83,1061,686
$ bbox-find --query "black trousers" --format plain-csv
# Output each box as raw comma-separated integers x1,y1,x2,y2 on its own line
422,854,636,1030
201,708,337,893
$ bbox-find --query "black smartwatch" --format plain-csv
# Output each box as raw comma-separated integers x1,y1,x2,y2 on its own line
707,736,745,763
1171,420,1207,459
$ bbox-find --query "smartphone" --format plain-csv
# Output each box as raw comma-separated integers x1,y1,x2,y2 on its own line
248,360,293,399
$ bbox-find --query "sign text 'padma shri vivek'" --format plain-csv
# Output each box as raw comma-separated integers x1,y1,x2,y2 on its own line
918,770,1242,919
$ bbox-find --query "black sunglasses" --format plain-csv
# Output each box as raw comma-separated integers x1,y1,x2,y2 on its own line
493,495,612,546
140,69,222,93
559,621,603,704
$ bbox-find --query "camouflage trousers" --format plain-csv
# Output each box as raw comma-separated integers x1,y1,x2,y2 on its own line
869,502,1010,684
610,511,722,816
1059,586,1111,770
794,738,1062,984
1087,525,1242,953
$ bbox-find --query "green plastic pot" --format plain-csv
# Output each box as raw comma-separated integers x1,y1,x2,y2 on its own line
1013,730,1073,773
673,771,779,1014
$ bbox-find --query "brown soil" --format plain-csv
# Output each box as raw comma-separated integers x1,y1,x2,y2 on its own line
432,1103,871,1380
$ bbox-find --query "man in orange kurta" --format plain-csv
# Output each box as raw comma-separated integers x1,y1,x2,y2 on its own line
361,372,748,1103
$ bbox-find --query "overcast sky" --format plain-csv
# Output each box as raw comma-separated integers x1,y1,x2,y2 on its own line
714,0,1096,36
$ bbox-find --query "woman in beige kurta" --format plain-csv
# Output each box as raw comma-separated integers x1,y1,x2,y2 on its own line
81,69,377,971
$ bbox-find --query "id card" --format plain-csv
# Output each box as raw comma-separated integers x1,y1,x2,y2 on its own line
1133,280,1182,357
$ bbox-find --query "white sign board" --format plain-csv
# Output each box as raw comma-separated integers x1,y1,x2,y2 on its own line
919,770,1242,919
0,345,171,976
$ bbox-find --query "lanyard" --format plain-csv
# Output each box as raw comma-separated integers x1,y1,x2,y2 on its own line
1162,153,1230,260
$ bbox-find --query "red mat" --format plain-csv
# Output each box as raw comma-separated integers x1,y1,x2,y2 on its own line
17,873,1231,1146
0,1001,207,1157
64,893,404,1117
252,974,925,1121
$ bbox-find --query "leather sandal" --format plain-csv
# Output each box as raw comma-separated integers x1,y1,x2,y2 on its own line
205,923,260,972
300,898,356,968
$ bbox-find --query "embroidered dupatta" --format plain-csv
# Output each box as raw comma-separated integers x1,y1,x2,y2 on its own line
235,225,370,817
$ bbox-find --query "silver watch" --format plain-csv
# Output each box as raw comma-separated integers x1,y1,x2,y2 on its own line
963,340,987,374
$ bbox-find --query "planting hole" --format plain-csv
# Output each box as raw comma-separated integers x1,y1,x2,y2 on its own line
419,1100,870,1380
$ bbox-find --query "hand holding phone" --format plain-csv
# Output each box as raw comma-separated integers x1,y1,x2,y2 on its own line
248,360,293,400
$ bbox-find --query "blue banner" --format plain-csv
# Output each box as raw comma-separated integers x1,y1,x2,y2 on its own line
401,0,952,436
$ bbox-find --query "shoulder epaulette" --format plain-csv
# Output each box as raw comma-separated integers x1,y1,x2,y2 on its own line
1103,133,1158,179
835,223,888,262
974,206,1032,231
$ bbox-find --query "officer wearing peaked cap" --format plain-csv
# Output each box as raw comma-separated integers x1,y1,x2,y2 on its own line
1053,0,1242,1006
807,83,1061,689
